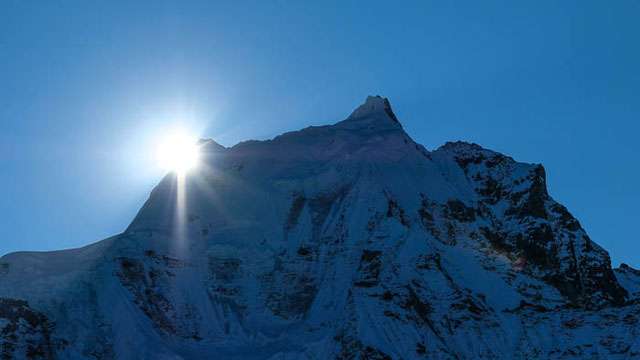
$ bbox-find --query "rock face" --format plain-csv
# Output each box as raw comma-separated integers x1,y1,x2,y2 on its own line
1,96,639,359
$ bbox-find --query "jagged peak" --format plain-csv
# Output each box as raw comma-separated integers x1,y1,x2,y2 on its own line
198,139,227,153
437,141,517,164
346,95,401,127
436,141,498,162
619,263,640,275
439,141,485,152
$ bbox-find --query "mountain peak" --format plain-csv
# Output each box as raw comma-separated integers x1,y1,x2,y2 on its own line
346,95,401,126
197,139,226,152
1,96,638,359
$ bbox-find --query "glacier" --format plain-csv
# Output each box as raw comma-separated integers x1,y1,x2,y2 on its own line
0,96,638,359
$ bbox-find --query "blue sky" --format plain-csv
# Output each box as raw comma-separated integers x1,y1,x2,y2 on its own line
1,1,638,267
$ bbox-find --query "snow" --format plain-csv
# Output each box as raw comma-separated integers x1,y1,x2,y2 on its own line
0,96,638,359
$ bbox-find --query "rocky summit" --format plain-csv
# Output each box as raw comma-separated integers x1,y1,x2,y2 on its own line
1,96,639,359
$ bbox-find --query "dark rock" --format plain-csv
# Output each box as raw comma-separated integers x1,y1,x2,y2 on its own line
284,194,307,231
445,200,476,222
518,165,549,219
0,298,56,360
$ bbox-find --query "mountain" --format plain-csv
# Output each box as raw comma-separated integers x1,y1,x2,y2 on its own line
1,96,639,359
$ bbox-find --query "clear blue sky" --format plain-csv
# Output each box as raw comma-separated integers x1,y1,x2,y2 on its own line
1,1,638,267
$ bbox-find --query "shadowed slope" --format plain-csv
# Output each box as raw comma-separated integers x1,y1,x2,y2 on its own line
0,96,638,359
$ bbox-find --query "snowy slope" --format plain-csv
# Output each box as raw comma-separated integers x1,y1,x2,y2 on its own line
1,96,639,359
615,264,640,301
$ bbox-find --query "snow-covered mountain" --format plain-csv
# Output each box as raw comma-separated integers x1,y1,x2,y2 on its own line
1,96,639,359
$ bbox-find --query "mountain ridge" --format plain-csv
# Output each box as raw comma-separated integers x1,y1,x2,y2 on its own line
1,96,639,359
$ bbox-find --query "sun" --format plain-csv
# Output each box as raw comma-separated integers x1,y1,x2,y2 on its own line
156,130,200,174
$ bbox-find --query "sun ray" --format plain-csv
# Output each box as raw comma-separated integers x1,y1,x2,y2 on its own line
156,130,200,175
154,129,201,255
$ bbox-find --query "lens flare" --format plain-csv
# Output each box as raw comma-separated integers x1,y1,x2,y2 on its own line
156,130,199,174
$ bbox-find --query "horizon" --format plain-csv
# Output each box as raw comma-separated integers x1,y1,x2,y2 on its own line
1,1,639,269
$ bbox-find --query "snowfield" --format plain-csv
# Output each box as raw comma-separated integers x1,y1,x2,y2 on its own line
1,96,639,359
